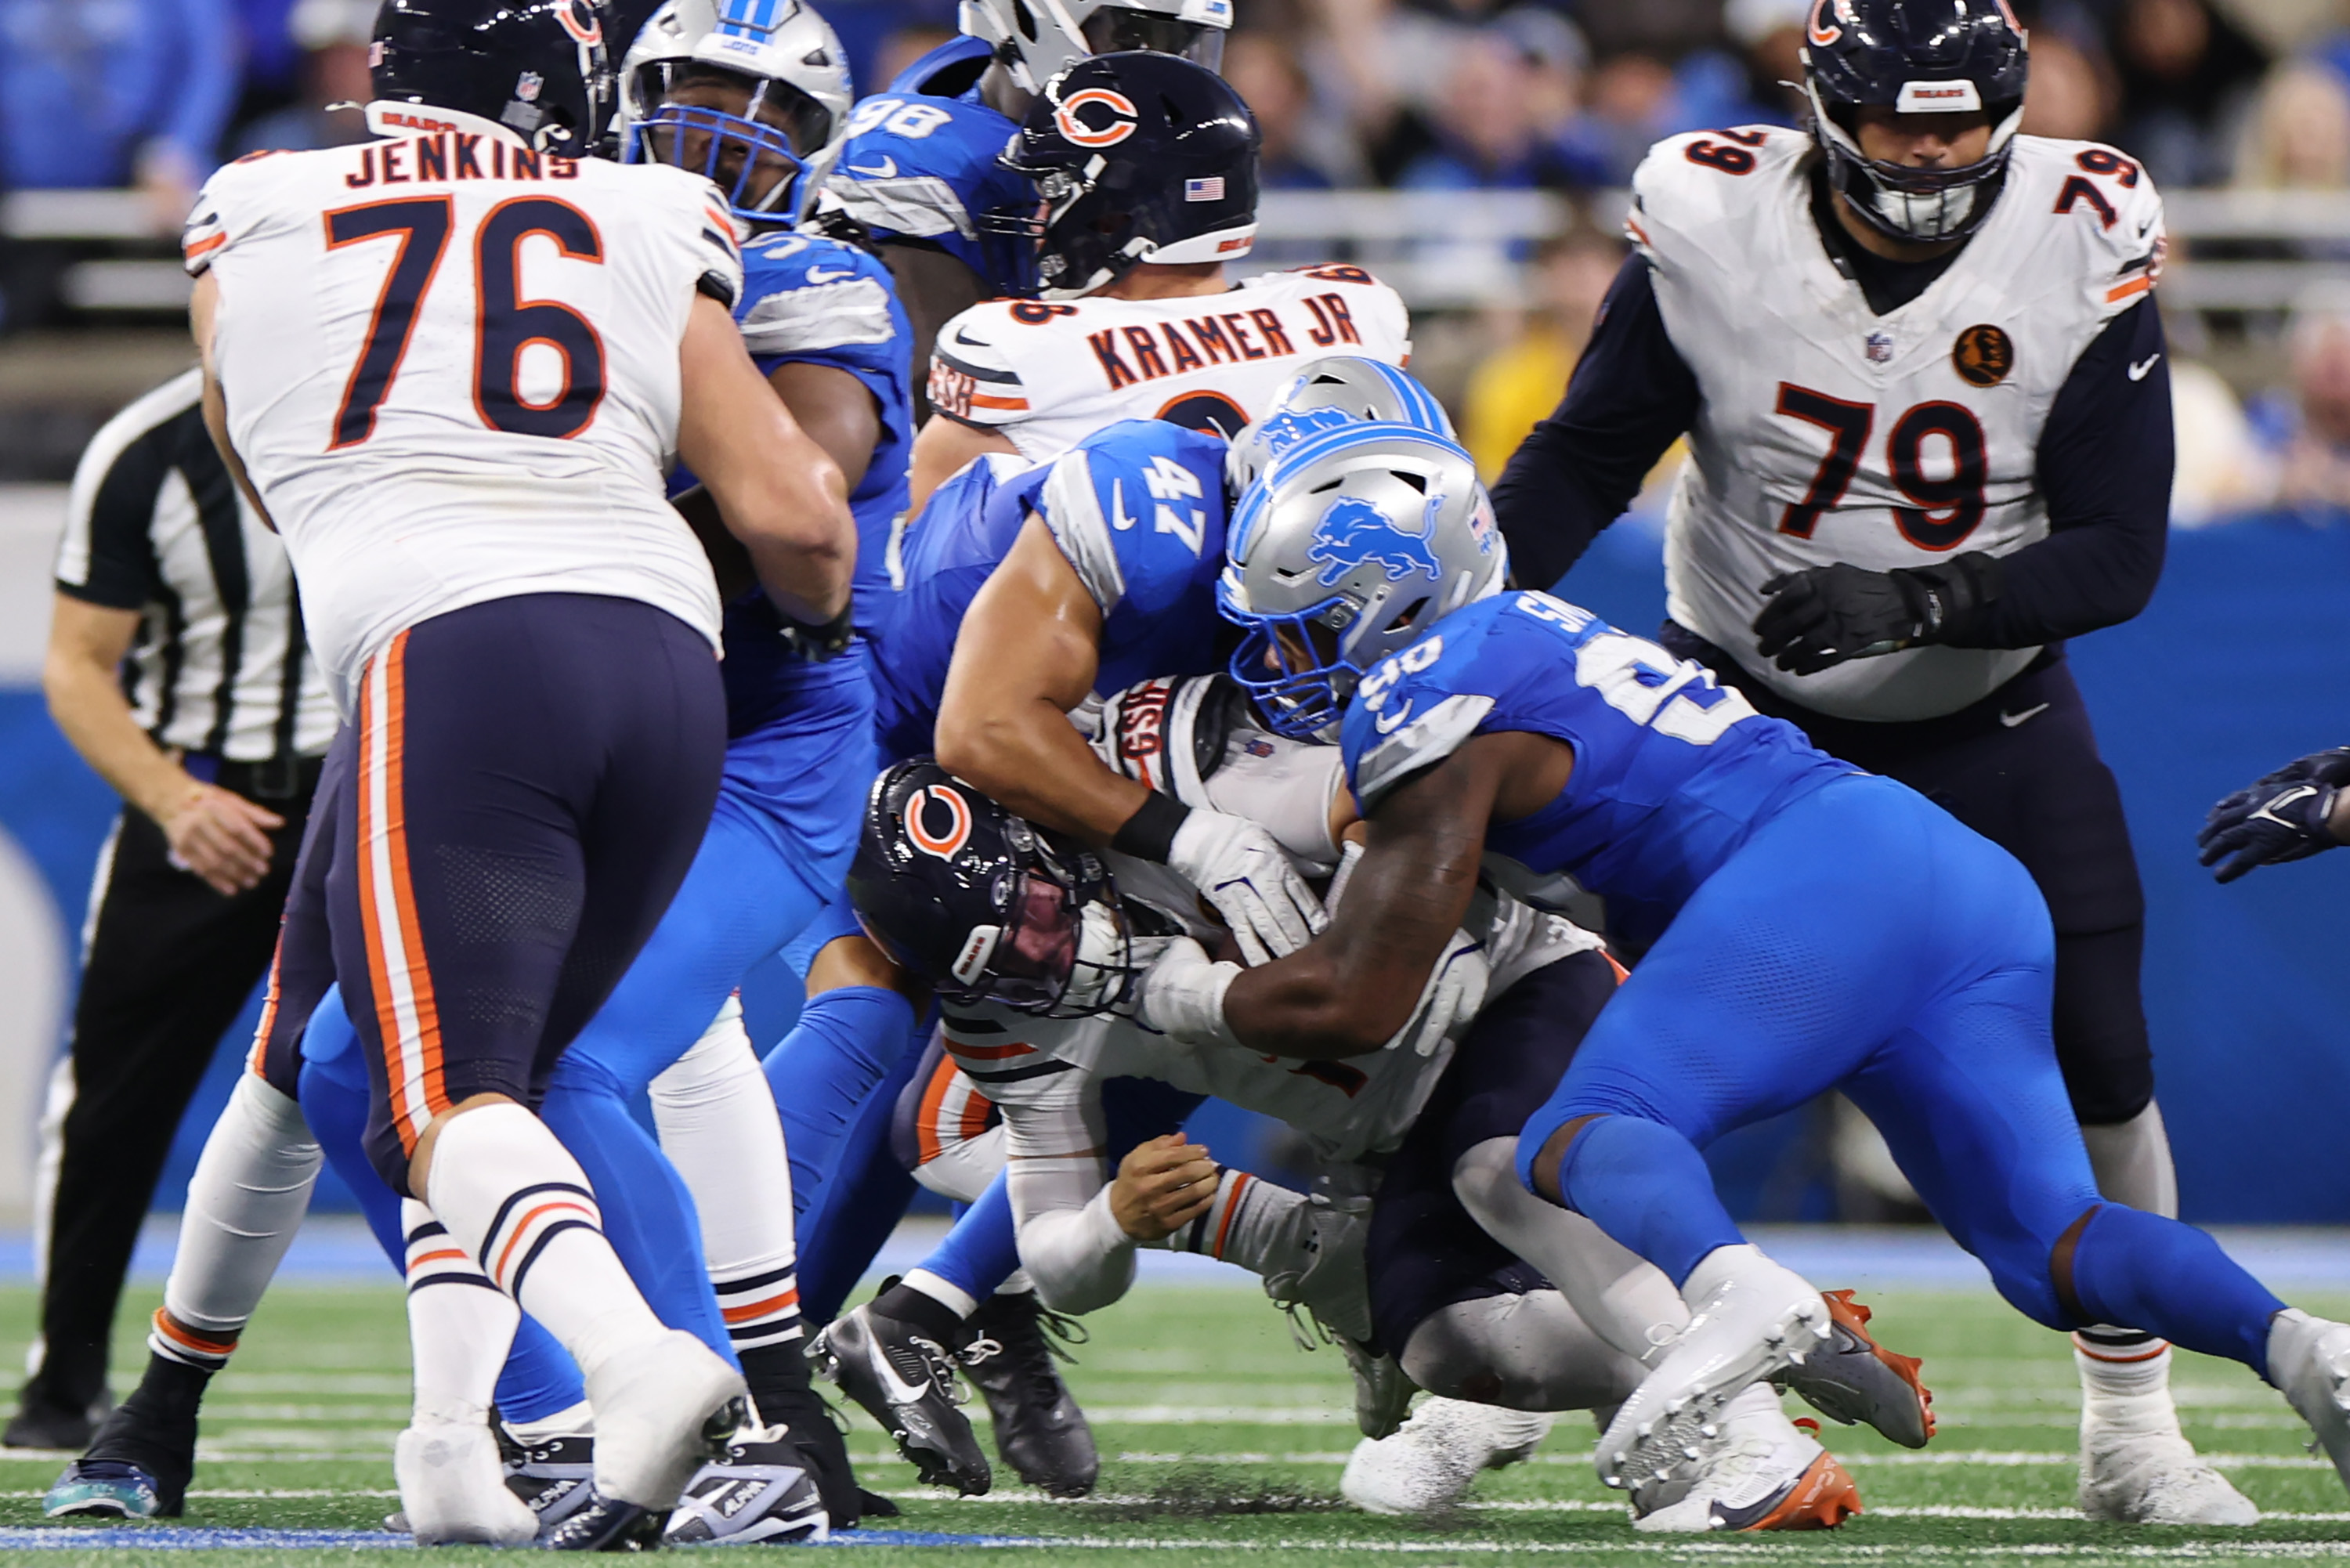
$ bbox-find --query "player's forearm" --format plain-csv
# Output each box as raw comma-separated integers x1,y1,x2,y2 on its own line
1012,1179,1138,1316
934,692,1151,845
43,652,192,822
725,456,856,623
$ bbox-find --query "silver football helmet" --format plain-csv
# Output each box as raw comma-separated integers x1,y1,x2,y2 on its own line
961,0,1232,99
1225,356,1458,495
620,0,853,226
1219,421,1506,742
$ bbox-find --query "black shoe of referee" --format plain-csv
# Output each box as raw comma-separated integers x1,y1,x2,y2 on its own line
961,1290,1099,1498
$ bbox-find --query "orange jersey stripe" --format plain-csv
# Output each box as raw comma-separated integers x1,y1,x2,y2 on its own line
183,230,228,262
945,1039,1035,1061
1211,1172,1253,1259
248,933,287,1077
356,644,414,1147
967,391,1029,411
2106,274,2154,304
377,638,447,1125
915,1053,959,1167
956,1079,996,1144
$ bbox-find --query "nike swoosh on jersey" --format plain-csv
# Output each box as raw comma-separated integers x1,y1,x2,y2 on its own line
847,156,899,178
1111,479,1137,531
1999,703,2051,728
2128,353,2162,381
1374,699,1415,734
804,266,855,284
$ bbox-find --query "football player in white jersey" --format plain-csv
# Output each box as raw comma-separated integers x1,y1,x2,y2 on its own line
1488,0,2225,1526
183,0,856,1547
908,51,1411,504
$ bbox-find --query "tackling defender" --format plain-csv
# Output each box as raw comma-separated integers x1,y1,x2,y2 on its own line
178,0,855,1545
1489,0,2213,1523
1136,417,2350,1516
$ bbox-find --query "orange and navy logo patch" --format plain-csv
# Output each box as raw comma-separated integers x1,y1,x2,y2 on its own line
1054,88,1140,149
555,0,603,45
906,785,973,860
1952,323,2014,388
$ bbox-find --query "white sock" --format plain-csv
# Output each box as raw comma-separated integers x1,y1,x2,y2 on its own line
1451,1137,1689,1367
505,1400,595,1443
649,1001,803,1352
1162,1168,1292,1266
420,1102,666,1383
2081,1103,2179,1216
2076,1330,2180,1428
902,1268,979,1321
150,1075,323,1371
403,1199,519,1426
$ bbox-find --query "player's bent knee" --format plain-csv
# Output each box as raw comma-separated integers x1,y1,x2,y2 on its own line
808,931,927,1005
1400,1292,1644,1412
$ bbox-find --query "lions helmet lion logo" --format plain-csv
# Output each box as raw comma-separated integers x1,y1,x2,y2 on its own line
1307,496,1444,588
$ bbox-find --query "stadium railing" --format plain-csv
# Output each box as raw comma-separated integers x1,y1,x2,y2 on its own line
11,186,2350,316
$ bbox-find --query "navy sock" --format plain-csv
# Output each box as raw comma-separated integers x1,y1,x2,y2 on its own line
1555,1114,1744,1288
2071,1205,2286,1375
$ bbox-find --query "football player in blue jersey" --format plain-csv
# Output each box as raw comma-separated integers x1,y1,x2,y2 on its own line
797,364,1459,1494
822,0,1231,385
1133,420,2350,1516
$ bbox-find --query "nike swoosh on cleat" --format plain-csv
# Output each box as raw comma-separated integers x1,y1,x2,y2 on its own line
2000,703,2051,728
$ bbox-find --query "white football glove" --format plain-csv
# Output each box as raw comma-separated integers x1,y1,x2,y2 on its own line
1167,809,1327,966
1389,930,1489,1058
1136,934,1243,1046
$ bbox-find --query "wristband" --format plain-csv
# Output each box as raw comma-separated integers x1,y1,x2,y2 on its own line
1111,791,1191,864
779,604,855,661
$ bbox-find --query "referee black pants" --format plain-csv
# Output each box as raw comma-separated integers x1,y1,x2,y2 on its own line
23,762,316,1422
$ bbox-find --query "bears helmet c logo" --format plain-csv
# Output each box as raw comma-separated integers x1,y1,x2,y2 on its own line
905,786,973,861
1054,88,1140,149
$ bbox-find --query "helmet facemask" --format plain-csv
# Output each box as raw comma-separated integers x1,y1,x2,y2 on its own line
945,821,1156,1019
1807,80,2022,244
627,61,833,226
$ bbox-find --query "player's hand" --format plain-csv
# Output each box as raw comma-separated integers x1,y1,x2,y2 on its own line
1752,564,1927,675
1110,1133,1220,1241
1136,936,1242,1046
1390,930,1489,1057
155,781,283,896
1167,809,1326,966
2198,747,2350,883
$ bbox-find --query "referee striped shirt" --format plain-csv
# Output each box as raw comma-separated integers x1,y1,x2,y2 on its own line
52,369,337,762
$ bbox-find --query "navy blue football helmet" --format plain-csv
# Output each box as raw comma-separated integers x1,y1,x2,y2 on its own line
1801,0,2028,244
849,761,1166,1017
371,0,616,158
985,52,1260,298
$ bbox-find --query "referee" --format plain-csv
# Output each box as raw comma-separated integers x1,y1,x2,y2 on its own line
9,368,334,1449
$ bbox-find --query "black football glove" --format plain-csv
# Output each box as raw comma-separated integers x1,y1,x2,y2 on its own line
779,604,856,661
1752,554,2001,677
2197,747,2350,883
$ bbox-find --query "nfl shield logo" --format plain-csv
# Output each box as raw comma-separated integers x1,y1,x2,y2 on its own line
1184,177,1225,202
515,70,544,103
1864,331,1894,364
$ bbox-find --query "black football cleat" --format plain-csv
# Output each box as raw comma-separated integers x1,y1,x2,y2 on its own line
8,1393,103,1454
809,1302,991,1495
537,1488,666,1552
960,1291,1098,1498
750,1382,863,1528
497,1427,598,1530
45,1383,197,1519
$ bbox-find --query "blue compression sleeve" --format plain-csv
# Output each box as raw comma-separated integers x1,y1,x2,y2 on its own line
765,985,920,1210
2070,1205,2285,1373
916,1169,1022,1302
1533,1112,1745,1288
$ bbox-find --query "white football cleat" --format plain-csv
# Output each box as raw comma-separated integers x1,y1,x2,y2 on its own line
2076,1342,2255,1526
1261,1190,1375,1346
395,1422,539,1546
1596,1246,1831,1495
2270,1310,2350,1501
1340,1397,1553,1515
583,1329,748,1510
1632,1385,1860,1533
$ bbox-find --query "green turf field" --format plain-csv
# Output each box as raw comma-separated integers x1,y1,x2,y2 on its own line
1,1280,2346,1566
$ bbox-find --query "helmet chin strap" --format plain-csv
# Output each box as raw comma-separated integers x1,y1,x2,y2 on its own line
1058,898,1154,1017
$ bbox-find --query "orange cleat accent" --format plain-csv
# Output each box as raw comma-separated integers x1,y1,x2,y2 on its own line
1726,1451,1864,1532
1807,1288,1936,1447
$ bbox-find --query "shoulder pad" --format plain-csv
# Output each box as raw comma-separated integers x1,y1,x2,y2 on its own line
1628,127,1808,259
2005,136,2167,315
736,234,899,356
929,302,1029,425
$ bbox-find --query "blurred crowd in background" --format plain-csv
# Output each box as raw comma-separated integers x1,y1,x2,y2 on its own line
8,0,2350,523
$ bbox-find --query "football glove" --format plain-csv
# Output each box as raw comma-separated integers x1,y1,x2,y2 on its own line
1392,929,1488,1058
1136,935,1241,1046
1752,554,1999,677
1168,809,1327,966
2197,747,2350,883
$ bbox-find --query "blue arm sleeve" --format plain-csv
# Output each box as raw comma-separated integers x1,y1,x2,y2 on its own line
1958,298,2171,649
156,0,240,171
1490,254,1701,591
